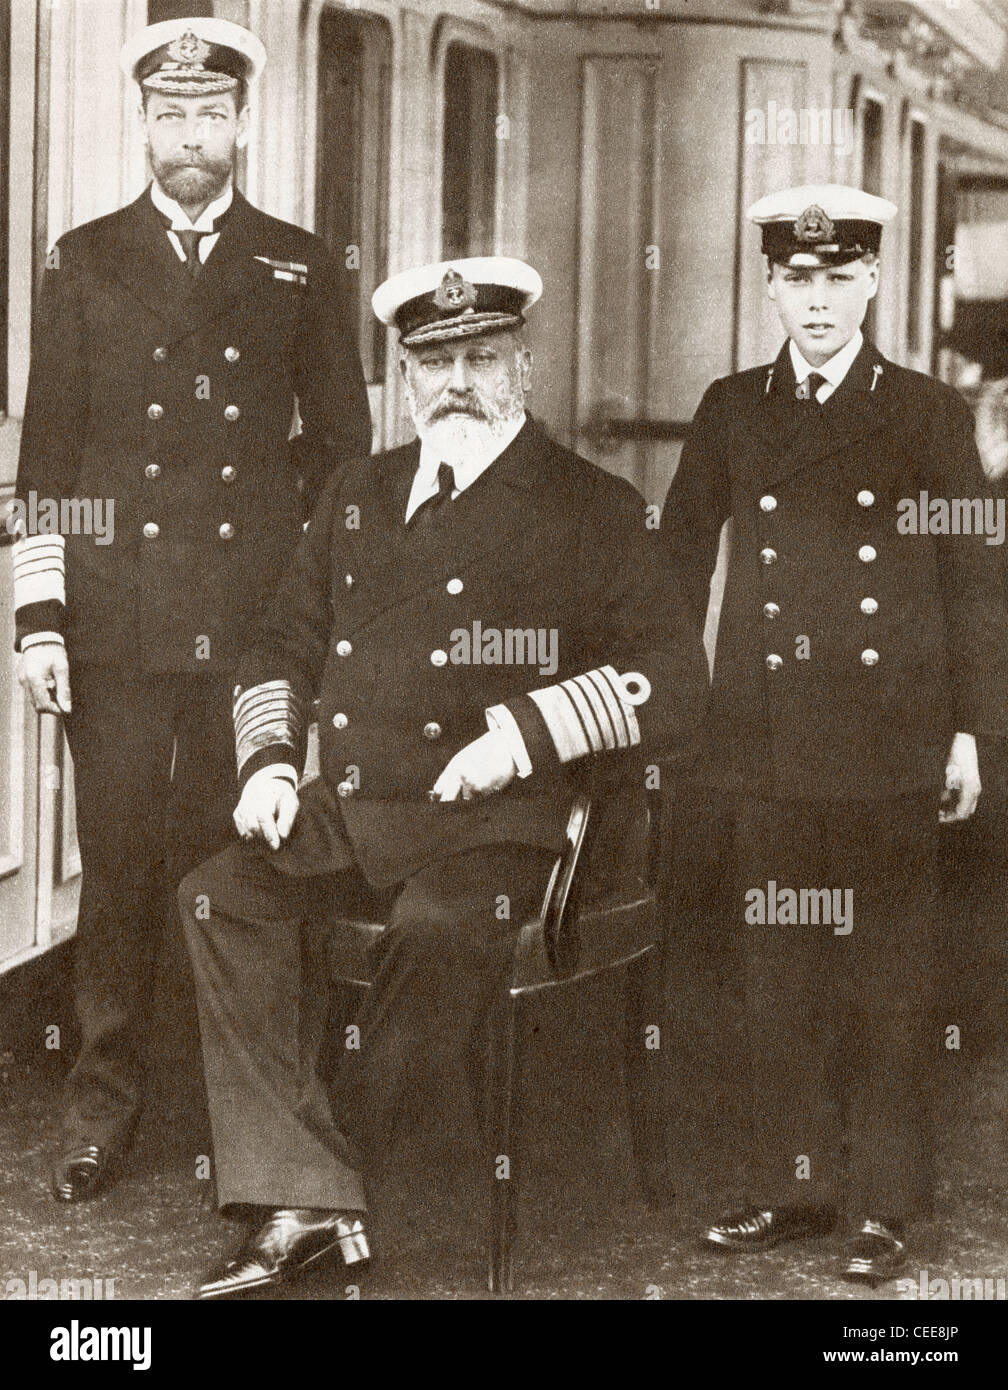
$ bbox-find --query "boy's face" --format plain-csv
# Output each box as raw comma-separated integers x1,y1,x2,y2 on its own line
767,257,879,366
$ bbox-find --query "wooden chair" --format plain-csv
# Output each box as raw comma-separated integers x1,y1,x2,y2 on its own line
325,794,670,1294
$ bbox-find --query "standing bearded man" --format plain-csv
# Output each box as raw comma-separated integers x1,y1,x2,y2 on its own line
8,17,371,1202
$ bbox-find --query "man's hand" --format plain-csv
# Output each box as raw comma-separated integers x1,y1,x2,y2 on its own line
18,642,71,715
429,729,518,802
940,731,981,824
234,769,299,850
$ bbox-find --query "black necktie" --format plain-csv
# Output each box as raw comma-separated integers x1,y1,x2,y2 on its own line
154,199,231,278
409,463,456,527
176,228,210,278
796,371,828,404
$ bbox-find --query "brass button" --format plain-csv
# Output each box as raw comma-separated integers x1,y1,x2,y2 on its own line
760,547,777,566
224,404,240,423
221,465,236,482
430,649,448,667
763,602,780,619
332,713,348,730
142,522,160,539
765,653,783,671
336,779,355,799
858,544,877,563
147,403,164,421
144,463,161,480
224,346,240,363
861,648,879,667
152,346,168,363
446,578,464,595
345,573,353,587
219,522,235,540
857,489,875,508
861,597,878,616
759,495,777,512
423,721,442,741
336,639,352,657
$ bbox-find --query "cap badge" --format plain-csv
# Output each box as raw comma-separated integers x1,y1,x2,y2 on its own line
433,269,477,314
793,204,836,244
166,30,211,68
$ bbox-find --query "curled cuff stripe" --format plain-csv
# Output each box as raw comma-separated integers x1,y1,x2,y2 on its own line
593,665,641,748
12,535,66,608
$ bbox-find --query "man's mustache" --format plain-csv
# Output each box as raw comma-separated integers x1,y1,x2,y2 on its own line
428,395,490,422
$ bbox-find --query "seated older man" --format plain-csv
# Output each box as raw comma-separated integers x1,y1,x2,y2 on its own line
180,256,707,1298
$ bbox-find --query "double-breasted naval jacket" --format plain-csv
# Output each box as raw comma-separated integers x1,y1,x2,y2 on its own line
12,186,371,673
661,339,1008,802
232,417,709,886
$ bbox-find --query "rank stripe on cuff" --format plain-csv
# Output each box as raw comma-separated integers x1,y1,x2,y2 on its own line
527,665,643,764
12,535,66,608
591,665,642,747
234,680,304,775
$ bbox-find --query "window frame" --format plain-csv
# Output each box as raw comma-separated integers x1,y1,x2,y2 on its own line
431,17,505,261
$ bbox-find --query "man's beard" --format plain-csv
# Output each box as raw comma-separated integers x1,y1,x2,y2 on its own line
409,388,525,468
150,150,233,207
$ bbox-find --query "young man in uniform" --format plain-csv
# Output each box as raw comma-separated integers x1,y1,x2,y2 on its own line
661,185,1008,1285
9,17,371,1202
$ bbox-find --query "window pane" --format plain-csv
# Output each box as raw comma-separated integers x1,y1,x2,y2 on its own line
907,120,925,355
147,0,212,24
861,99,883,340
315,8,391,385
442,43,497,260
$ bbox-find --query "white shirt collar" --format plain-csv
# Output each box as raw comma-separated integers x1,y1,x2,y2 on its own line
789,329,863,390
405,412,527,522
150,179,234,233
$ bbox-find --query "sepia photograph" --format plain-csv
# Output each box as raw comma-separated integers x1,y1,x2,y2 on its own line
0,0,1005,1356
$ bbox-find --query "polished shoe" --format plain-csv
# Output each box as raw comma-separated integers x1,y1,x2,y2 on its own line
843,1218,907,1288
705,1203,836,1252
51,1142,118,1203
198,1208,370,1300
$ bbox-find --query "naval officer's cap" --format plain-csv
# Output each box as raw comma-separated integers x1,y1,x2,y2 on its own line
747,184,897,267
372,257,543,347
120,17,266,97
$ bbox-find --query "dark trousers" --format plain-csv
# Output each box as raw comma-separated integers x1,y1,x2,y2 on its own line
61,667,236,1147
731,793,940,1224
178,837,555,1212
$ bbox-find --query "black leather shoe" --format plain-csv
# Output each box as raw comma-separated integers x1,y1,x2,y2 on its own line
705,1204,836,1252
843,1219,907,1288
198,1208,370,1300
51,1142,117,1203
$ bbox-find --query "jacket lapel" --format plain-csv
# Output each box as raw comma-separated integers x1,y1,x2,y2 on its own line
177,189,263,332
106,188,196,334
753,338,896,488
105,187,273,340
350,418,545,628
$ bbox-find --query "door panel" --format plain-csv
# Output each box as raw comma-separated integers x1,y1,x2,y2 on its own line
0,530,40,973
